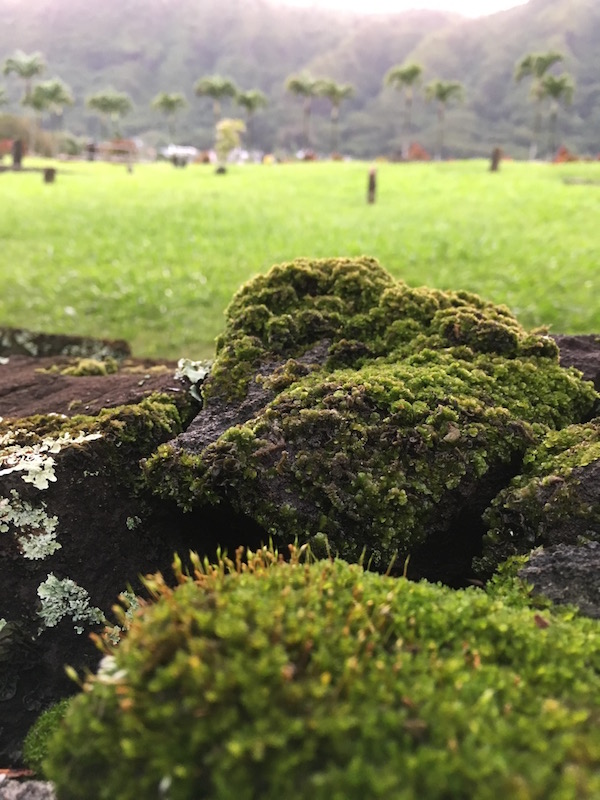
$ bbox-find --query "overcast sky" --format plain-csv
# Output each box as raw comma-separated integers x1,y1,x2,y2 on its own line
275,0,529,18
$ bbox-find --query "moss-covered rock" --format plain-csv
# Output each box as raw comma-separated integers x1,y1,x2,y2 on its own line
476,418,600,577
144,257,597,578
37,357,120,377
44,548,600,800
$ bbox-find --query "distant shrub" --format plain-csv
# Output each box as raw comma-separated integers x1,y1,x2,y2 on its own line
45,548,600,800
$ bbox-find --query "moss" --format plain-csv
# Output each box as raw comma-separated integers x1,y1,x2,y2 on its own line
204,257,562,405
1,392,197,448
23,698,71,775
1,392,200,499
45,548,600,800
37,357,120,377
476,418,600,576
145,356,596,568
144,258,597,569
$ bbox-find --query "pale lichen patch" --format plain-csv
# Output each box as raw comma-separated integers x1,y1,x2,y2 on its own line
0,430,103,490
0,489,60,560
175,358,211,402
37,574,105,634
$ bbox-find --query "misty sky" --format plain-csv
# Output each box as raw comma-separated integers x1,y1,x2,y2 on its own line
276,0,529,17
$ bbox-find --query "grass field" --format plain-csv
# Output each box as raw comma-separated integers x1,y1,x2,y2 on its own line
0,158,599,359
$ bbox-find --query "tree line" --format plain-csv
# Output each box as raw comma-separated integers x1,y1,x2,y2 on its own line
1,47,575,160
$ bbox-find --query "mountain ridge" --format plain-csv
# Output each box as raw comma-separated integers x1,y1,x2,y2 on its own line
0,0,597,157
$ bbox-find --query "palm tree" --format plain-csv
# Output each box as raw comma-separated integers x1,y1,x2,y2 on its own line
515,50,564,160
3,50,46,151
384,62,423,159
194,76,238,123
24,83,51,154
541,73,574,158
236,89,267,150
37,78,74,124
24,78,73,153
87,90,133,138
285,73,319,150
151,92,187,140
425,80,464,160
315,79,354,155
2,50,45,104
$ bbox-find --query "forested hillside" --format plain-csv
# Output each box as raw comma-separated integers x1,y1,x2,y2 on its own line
0,0,598,158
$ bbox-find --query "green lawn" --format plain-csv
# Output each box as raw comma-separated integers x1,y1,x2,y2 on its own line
1,158,599,359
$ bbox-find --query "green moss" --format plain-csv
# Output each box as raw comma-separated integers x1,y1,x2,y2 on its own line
144,258,598,567
146,351,596,568
37,357,119,377
45,549,600,800
476,419,600,576
1,392,199,492
204,257,562,404
1,392,196,442
23,698,71,775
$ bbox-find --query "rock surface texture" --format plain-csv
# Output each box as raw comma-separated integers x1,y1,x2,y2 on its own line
0,778,55,800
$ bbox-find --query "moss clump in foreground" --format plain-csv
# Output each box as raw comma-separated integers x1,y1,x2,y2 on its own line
44,548,600,800
476,418,600,577
144,257,597,571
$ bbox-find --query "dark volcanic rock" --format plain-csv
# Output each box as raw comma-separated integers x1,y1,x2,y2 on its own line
0,328,130,361
553,334,600,391
0,355,179,418
519,541,600,618
477,418,600,578
0,353,201,764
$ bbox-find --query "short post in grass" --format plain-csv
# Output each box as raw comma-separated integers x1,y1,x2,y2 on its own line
12,139,23,170
367,167,377,203
490,147,502,172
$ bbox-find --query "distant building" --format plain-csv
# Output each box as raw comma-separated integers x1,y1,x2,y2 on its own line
160,144,200,164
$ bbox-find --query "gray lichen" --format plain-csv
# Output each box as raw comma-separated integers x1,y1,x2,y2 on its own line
37,574,105,635
0,490,61,560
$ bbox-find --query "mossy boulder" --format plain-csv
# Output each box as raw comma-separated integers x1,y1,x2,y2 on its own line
476,418,600,578
44,549,600,800
145,257,597,580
